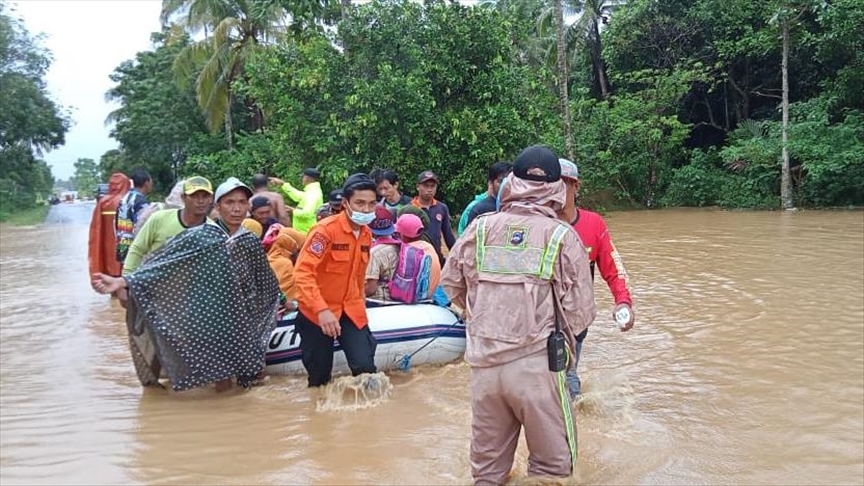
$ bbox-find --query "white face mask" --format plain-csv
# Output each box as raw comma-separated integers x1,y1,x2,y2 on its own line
348,208,375,226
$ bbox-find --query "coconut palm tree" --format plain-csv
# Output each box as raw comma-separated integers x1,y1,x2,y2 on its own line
478,0,549,70
162,0,287,143
554,0,575,161
539,0,623,99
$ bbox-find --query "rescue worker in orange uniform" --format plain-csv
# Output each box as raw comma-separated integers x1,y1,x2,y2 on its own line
88,172,130,289
292,173,379,387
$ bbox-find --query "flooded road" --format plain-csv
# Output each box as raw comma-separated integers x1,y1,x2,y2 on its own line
1,204,862,485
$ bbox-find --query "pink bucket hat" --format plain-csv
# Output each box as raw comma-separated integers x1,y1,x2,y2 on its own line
394,214,424,238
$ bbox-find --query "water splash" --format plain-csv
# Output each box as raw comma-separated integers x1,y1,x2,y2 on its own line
573,370,635,420
316,372,393,412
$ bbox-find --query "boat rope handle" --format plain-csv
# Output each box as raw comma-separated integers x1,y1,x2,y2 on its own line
396,318,464,372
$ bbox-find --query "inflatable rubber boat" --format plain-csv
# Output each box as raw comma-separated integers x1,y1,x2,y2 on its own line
265,303,466,376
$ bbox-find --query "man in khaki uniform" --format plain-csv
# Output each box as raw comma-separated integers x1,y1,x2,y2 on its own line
441,145,596,485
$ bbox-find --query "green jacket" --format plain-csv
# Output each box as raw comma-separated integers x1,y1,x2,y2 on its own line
281,181,323,234
457,192,487,236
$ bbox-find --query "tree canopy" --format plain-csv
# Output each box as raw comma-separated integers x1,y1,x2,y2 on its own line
0,1,67,218
103,28,223,193
101,0,863,212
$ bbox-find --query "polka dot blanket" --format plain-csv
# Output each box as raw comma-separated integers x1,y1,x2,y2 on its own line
125,224,280,391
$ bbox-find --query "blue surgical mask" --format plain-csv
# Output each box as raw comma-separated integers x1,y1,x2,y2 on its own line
349,209,375,226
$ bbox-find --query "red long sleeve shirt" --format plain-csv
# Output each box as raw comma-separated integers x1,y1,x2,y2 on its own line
571,209,632,306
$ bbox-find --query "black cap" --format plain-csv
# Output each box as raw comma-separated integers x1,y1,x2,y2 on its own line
251,196,271,210
417,170,439,184
512,145,561,182
342,173,376,197
328,189,344,205
303,168,321,179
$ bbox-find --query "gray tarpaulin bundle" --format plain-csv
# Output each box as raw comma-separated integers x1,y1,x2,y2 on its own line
125,223,279,391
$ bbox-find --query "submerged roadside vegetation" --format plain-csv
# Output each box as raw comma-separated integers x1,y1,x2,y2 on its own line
0,205,49,225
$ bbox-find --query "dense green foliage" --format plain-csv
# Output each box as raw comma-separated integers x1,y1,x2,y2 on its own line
240,1,558,208
598,0,863,208
101,29,224,193
71,158,99,195
101,0,862,213
0,2,67,218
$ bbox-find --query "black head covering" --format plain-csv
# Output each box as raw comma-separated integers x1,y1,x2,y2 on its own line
251,196,271,210
512,145,561,182
342,173,376,197
328,189,344,205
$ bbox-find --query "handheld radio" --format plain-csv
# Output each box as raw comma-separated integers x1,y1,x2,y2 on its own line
547,286,568,372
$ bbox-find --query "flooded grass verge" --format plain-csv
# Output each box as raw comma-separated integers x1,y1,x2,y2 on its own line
0,205,50,225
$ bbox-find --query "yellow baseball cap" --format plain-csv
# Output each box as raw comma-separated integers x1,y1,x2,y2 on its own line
183,176,213,195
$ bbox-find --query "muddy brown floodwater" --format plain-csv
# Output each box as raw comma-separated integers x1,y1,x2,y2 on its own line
1,204,862,485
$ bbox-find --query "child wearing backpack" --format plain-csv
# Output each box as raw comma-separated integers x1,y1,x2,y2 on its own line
393,214,441,302
364,213,442,304
365,207,401,300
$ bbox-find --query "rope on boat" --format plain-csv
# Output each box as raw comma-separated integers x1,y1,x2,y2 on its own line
396,318,463,372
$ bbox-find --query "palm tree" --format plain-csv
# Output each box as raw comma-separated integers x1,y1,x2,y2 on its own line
162,0,287,144
554,0,576,161
539,0,622,99
479,0,549,70
573,0,618,98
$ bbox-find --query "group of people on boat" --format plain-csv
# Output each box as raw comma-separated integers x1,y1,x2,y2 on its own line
88,144,635,484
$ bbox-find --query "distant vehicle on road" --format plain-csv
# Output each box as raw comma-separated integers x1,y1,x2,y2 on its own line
95,183,109,200
48,195,60,205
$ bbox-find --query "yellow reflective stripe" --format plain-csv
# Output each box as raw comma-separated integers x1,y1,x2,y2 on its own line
475,216,487,269
556,364,578,468
477,220,569,279
539,224,568,280
101,211,117,215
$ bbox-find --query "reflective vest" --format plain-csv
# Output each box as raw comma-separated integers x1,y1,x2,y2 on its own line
474,216,570,280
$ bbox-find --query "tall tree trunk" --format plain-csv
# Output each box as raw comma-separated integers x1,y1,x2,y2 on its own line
555,0,575,161
591,21,610,99
225,94,235,150
224,64,242,149
780,20,793,209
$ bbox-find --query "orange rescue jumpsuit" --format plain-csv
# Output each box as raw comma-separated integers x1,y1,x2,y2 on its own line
293,212,376,386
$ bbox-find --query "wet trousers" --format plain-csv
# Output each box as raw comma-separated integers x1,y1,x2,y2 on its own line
295,311,377,387
470,352,577,486
566,328,588,398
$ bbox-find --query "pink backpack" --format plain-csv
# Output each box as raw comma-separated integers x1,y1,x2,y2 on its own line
388,242,432,304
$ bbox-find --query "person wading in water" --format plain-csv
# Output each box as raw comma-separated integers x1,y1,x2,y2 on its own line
292,173,379,387
441,145,596,485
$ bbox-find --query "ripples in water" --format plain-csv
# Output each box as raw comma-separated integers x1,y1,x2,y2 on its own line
1,207,862,485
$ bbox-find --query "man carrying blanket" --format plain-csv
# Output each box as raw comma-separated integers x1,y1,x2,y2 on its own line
92,178,280,392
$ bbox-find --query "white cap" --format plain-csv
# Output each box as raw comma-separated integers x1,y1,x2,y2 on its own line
214,177,253,203
558,158,579,181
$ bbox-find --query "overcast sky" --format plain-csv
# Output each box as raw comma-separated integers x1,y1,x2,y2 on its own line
12,0,163,180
